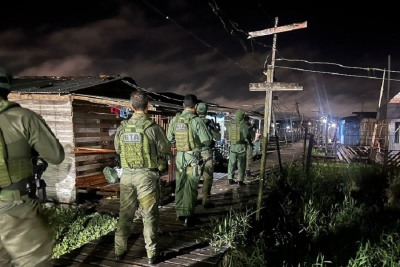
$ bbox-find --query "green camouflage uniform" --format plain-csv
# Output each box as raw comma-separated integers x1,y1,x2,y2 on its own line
114,113,170,259
197,106,221,206
245,123,255,172
0,99,65,267
167,109,212,217
227,110,251,182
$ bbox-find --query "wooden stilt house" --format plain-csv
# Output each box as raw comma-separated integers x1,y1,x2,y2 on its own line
9,76,183,203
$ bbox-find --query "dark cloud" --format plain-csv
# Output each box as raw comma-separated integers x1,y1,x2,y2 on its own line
1,0,399,118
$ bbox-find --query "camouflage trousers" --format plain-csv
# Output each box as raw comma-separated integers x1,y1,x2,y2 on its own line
115,168,160,259
200,150,214,205
227,144,247,182
246,144,253,171
175,151,200,217
0,191,53,267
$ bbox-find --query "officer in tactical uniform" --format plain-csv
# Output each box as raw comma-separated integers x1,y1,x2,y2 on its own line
227,109,252,186
196,102,221,209
167,94,212,226
244,115,255,178
0,67,65,267
114,91,171,264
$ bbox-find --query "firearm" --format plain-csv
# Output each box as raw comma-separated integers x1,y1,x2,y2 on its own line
28,158,48,203
115,153,121,168
209,119,221,132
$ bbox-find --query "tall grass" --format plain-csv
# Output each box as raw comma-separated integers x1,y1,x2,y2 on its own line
208,161,400,266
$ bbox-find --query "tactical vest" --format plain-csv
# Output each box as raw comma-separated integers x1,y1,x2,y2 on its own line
119,119,157,169
0,102,33,187
174,114,196,152
227,121,241,143
0,127,12,187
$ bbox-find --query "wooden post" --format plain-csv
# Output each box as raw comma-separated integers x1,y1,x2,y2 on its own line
303,127,308,167
306,134,314,174
248,18,307,221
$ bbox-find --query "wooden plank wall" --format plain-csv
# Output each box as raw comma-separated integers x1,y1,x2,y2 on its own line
150,114,172,132
73,101,122,183
8,94,75,203
9,95,179,202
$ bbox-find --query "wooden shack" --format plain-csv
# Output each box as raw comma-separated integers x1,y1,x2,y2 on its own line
9,76,182,203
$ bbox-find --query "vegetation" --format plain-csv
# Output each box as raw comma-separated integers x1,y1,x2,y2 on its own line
207,162,400,267
45,161,400,266
43,207,117,259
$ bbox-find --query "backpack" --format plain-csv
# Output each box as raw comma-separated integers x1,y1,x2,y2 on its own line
119,119,157,169
206,119,221,141
227,120,241,143
174,114,196,152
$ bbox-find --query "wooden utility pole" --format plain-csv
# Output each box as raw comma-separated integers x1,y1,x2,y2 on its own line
384,55,391,166
249,18,307,221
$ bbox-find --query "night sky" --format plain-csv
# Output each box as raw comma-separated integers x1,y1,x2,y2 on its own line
1,1,399,118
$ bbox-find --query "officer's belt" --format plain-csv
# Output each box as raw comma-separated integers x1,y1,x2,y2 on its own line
0,178,29,195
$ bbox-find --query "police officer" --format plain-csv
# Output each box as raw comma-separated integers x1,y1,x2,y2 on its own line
244,115,255,177
196,102,221,209
226,109,252,186
0,67,65,267
167,94,212,226
114,91,171,265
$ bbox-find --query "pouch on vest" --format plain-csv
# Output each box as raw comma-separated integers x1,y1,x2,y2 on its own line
0,127,12,187
120,120,155,169
227,121,241,143
175,115,195,152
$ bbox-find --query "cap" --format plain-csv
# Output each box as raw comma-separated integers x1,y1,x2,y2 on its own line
196,102,208,115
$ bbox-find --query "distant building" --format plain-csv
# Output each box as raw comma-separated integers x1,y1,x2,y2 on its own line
338,112,377,146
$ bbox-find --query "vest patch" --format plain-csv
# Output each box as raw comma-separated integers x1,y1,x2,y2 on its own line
123,132,142,143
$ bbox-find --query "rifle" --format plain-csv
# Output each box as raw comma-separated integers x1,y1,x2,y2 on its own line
28,158,48,203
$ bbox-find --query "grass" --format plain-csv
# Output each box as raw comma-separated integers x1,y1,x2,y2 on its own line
206,161,400,267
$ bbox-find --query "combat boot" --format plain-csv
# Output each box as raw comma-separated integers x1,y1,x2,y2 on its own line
115,250,127,261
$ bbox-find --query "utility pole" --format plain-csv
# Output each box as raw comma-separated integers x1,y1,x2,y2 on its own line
248,18,307,221
384,55,391,166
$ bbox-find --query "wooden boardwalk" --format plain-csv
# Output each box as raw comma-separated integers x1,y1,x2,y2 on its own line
53,141,305,267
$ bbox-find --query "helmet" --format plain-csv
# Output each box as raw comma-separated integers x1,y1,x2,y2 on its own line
235,109,245,121
196,102,208,115
0,67,11,91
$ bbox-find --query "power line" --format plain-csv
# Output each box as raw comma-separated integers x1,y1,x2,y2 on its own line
274,65,400,82
141,1,400,88
276,57,396,73
140,0,260,79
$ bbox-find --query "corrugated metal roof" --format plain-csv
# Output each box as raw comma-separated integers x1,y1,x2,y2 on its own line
11,76,130,94
9,75,244,116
